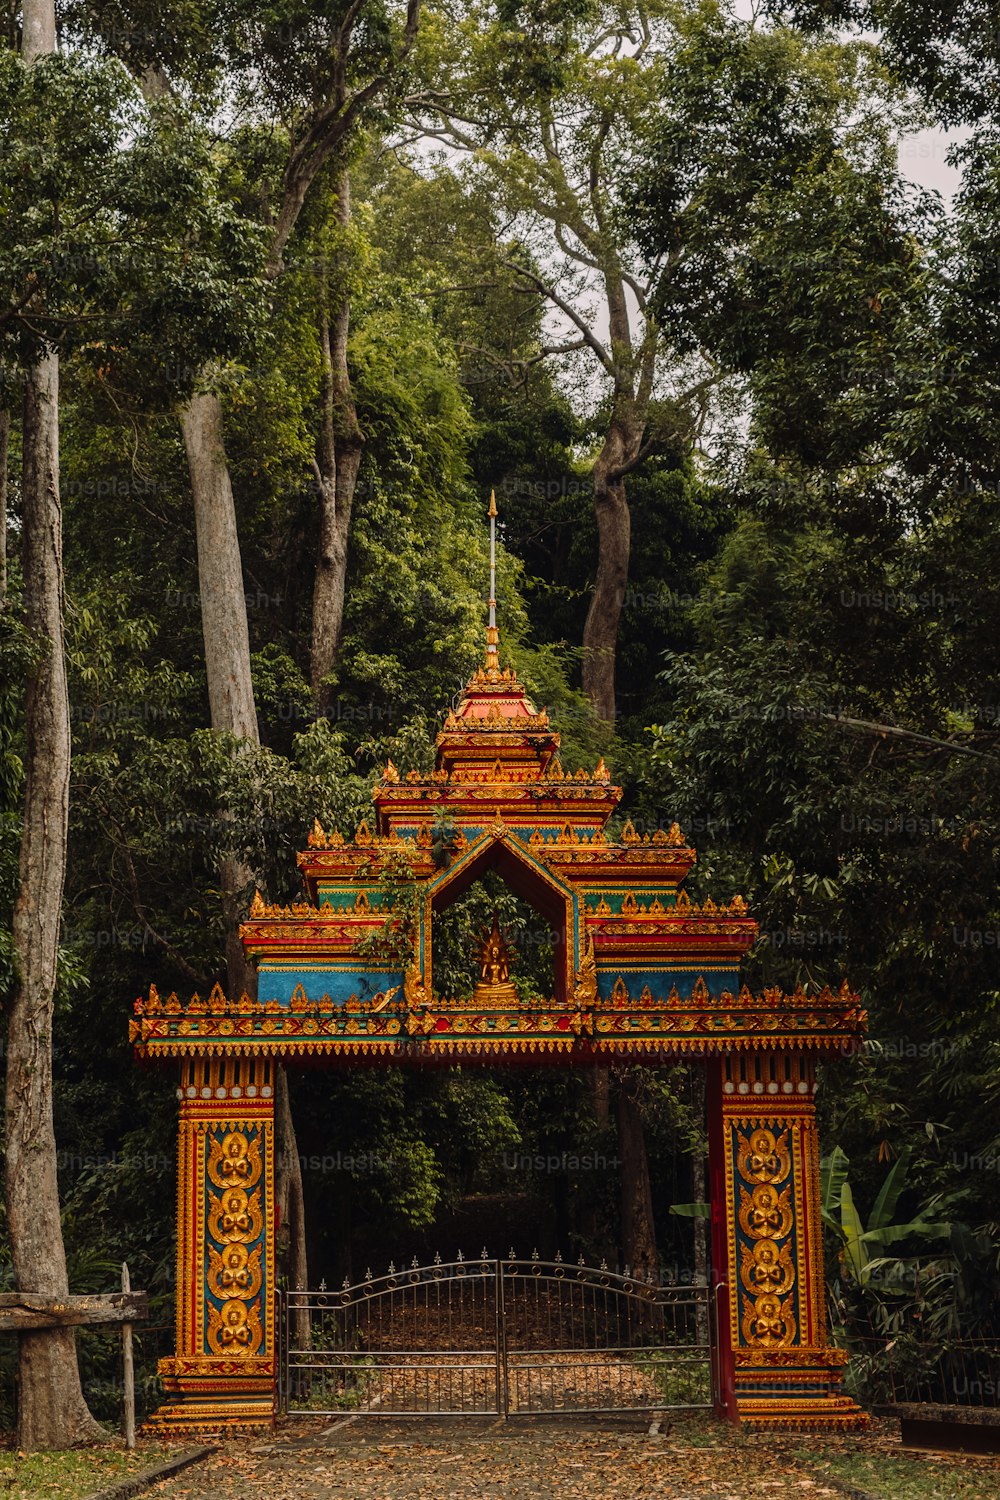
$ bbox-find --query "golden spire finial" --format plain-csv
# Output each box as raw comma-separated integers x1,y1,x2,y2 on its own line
485,490,500,676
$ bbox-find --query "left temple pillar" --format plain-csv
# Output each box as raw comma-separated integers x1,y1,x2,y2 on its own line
147,1056,276,1434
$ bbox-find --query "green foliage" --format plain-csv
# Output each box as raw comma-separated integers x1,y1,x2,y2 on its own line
353,844,423,970
816,1144,1000,1364
0,51,264,388
626,30,1000,1352
630,10,927,473
822,1146,951,1289
0,1445,176,1494
429,812,460,870
762,0,1000,128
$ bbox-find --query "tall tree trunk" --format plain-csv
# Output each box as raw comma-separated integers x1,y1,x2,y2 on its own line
223,893,257,1002
310,172,364,711
20,0,55,57
333,1175,353,1287
581,414,640,725
591,1065,610,1128
180,393,310,1314
180,393,258,741
179,391,260,987
6,1,102,1452
5,354,103,1449
615,1071,659,1285
0,408,9,604
175,25,421,1332
581,253,655,727
577,1065,612,1256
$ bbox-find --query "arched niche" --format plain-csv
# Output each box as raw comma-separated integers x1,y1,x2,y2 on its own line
422,831,579,1004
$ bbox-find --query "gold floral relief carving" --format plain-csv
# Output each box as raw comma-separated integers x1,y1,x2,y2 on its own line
737,1127,791,1187
203,1125,268,1363
738,1183,793,1242
740,1237,795,1298
207,1242,263,1303
735,1125,798,1350
208,1184,265,1245
207,1298,263,1355
740,1292,797,1348
207,1131,262,1192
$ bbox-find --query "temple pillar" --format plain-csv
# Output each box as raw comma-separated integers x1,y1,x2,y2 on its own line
707,1050,866,1430
146,1055,277,1434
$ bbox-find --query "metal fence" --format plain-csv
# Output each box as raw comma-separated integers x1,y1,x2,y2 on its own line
847,1336,1000,1409
278,1253,714,1419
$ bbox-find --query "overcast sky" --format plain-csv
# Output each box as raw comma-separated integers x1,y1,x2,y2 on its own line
898,125,968,202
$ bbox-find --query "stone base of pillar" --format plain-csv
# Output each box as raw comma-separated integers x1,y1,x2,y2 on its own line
142,1356,276,1435
144,1400,274,1436
732,1348,868,1430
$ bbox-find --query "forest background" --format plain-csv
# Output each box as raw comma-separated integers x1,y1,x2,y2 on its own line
2,0,1000,1438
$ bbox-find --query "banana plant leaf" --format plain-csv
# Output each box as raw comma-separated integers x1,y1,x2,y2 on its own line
868,1145,912,1235
820,1146,851,1237
840,1181,868,1280
860,1219,952,1246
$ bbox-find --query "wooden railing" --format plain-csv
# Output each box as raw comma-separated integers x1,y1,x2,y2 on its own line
0,1264,147,1445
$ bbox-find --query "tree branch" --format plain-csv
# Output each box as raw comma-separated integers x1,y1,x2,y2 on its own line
502,259,615,378
817,713,998,760
635,321,660,411
588,112,613,240
0,280,45,331
607,437,657,481
553,221,604,275
269,0,422,275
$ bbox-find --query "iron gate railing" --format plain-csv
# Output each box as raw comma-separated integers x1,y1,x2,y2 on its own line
843,1335,1000,1410
278,1253,714,1418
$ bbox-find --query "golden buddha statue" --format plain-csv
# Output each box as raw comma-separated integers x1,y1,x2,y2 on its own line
471,912,519,1008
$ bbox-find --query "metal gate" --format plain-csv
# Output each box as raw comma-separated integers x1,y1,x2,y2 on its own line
278,1254,714,1418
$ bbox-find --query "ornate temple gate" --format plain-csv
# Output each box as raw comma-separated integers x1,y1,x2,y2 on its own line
277,1257,714,1418
131,504,868,1434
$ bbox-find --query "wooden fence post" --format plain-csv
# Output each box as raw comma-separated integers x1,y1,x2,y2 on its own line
121,1263,135,1450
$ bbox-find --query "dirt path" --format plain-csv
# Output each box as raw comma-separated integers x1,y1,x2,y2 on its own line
148,1418,846,1500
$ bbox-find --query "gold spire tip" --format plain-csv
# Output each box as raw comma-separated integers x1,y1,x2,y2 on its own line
485,489,499,673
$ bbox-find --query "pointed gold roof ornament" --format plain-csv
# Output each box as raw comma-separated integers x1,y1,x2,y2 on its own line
485,489,501,679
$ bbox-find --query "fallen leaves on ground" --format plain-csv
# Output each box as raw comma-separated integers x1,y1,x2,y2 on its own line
149,1421,843,1500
